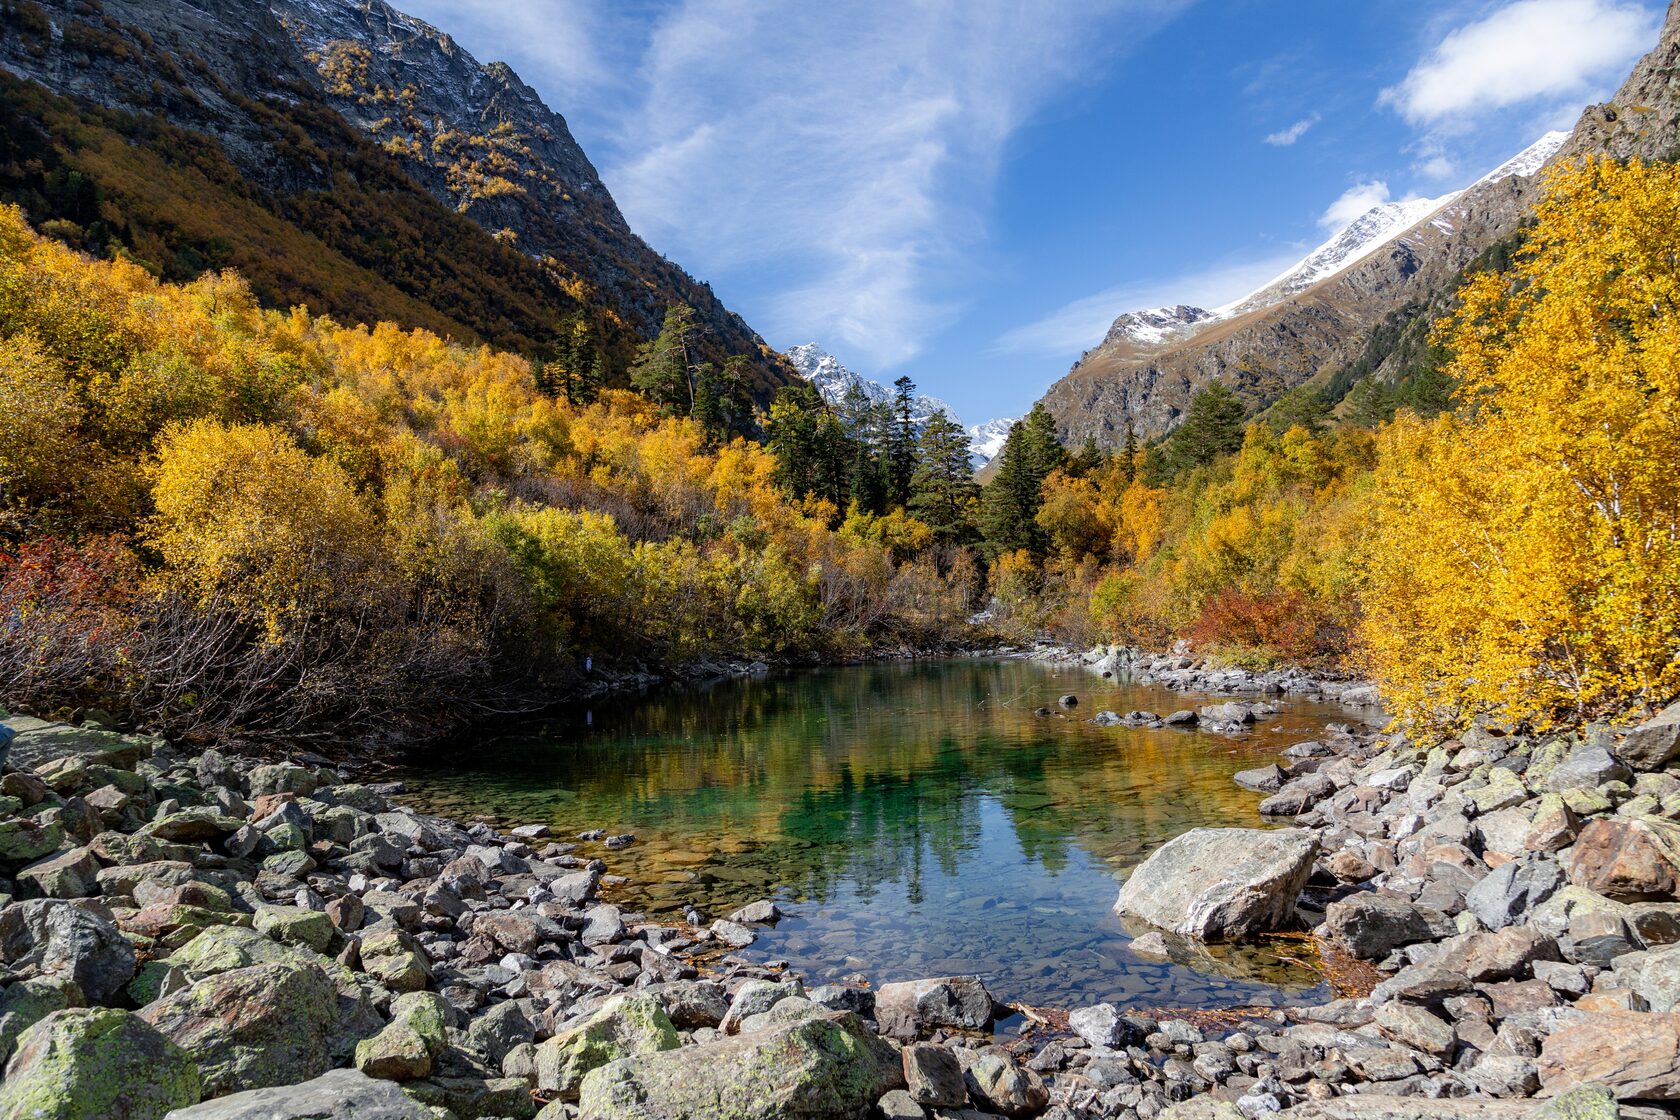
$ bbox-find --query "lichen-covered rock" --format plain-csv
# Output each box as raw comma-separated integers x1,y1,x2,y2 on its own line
160,1067,434,1119
137,960,347,1097
16,846,101,899
252,904,335,952
962,1050,1048,1117
0,977,78,1063
535,992,679,1100
0,1007,200,1119
354,1021,432,1081
0,817,66,863
577,1011,903,1120
1114,827,1318,940
358,925,431,992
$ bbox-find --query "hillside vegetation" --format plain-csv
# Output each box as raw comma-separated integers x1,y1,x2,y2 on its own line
979,158,1680,734
0,206,971,745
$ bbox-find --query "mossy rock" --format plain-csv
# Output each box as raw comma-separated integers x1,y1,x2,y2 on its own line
253,904,335,952
1531,1083,1620,1120
0,1007,201,1119
536,993,679,1101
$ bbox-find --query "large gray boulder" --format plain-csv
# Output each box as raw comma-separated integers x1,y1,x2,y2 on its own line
1114,828,1318,940
0,898,137,1003
1324,894,1454,960
576,1011,903,1120
162,1068,434,1119
1466,855,1565,930
1616,700,1680,770
872,976,994,1040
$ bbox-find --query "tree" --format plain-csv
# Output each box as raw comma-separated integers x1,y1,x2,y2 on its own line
1164,381,1245,476
1363,157,1680,731
886,375,918,508
1119,422,1138,487
981,404,1065,558
910,410,979,544
629,303,700,411
1267,386,1329,435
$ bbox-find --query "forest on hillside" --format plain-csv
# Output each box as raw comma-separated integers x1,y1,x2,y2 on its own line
0,157,1676,747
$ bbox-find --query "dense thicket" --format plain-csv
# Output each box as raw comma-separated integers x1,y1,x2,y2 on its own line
0,207,972,745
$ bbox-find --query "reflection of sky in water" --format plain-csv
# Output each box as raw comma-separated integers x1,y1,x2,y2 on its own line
399,659,1372,1010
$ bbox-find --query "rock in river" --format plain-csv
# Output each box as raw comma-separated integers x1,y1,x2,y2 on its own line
1113,827,1318,940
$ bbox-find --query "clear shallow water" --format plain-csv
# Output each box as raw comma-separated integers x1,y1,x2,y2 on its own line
397,658,1371,1012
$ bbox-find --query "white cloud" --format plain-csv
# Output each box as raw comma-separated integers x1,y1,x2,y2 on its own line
1380,0,1659,126
992,252,1303,359
1319,180,1392,231
1264,113,1320,147
602,0,1187,369
396,0,625,107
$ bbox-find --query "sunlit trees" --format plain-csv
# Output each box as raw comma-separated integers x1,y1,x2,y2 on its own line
1363,157,1680,730
981,405,1065,557
1162,381,1244,478
910,410,979,544
629,303,700,412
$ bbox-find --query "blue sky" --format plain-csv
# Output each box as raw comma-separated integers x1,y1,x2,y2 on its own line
399,0,1662,426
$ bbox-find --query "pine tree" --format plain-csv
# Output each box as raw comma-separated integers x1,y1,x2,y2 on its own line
1120,422,1138,487
980,404,1065,557
886,374,918,508
910,410,979,543
629,304,700,411
1164,381,1244,476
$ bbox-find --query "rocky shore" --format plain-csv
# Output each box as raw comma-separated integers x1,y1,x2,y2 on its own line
0,662,1677,1120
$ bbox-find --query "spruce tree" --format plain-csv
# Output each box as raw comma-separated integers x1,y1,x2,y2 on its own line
1120,422,1138,486
910,410,979,543
887,375,918,509
980,404,1065,558
1164,381,1244,476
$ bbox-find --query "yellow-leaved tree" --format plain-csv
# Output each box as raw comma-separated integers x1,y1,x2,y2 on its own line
1363,157,1680,730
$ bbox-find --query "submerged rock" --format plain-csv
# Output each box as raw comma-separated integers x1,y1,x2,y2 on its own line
1114,827,1318,940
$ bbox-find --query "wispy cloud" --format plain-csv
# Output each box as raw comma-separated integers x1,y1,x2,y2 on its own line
1319,180,1394,230
992,252,1303,359
600,0,1189,369
1264,113,1320,147
1380,0,1658,127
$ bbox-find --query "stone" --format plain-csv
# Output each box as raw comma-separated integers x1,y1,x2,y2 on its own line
0,898,137,1003
1466,855,1565,930
0,818,66,864
963,1050,1048,1117
1545,744,1632,793
358,926,431,992
0,978,76,1064
874,975,994,1039
1437,927,1562,981
1323,894,1452,959
0,1008,201,1120
137,961,344,1097
576,1011,902,1120
719,978,803,1035
143,808,244,843
1529,1085,1622,1119
644,980,731,1029
1113,827,1318,940
727,899,782,924
1537,1010,1680,1099
476,910,564,955
16,847,100,899
162,1067,433,1119
466,999,532,1066
1068,1002,1131,1049
1465,1054,1540,1098
1568,817,1680,901
876,1088,924,1120
1373,1001,1455,1055
353,1022,432,1081
902,1042,966,1107
1525,795,1580,853
1233,765,1285,792
535,992,679,1100
708,918,755,948
252,905,335,953
1617,701,1680,771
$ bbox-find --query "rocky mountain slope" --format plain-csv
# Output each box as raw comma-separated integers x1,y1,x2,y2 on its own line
1036,4,1679,448
0,0,790,391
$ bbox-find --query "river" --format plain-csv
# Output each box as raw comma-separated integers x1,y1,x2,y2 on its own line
397,657,1375,1014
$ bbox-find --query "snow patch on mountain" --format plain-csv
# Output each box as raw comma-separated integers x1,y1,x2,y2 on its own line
787,343,1007,468
1104,305,1217,347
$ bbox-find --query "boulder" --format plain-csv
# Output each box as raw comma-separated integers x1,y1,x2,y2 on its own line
6,721,146,771
0,1007,201,1119
1537,1010,1680,1099
962,1050,1048,1117
1113,827,1318,940
16,847,101,899
161,1067,434,1119
1233,764,1286,793
0,898,137,1003
0,978,76,1064
1617,701,1680,770
1466,855,1565,930
719,978,804,1035
137,961,346,1097
902,1042,966,1107
576,1011,903,1120
1435,927,1561,982
535,992,679,1100
1545,744,1631,793
1068,1002,1132,1049
644,980,731,1029
873,975,994,1039
1373,1000,1455,1055
1568,817,1680,901
1324,894,1453,959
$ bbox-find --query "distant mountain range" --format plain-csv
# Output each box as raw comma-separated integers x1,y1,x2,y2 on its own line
785,344,1015,468
1039,126,1580,446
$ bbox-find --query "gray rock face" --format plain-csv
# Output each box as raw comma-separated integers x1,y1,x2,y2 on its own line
162,1067,434,1119
0,899,137,1004
1324,895,1454,960
1466,856,1565,930
1114,828,1318,940
1544,744,1631,792
873,976,994,1040
1617,701,1680,770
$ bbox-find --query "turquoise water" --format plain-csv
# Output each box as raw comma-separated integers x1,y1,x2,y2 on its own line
398,658,1366,1011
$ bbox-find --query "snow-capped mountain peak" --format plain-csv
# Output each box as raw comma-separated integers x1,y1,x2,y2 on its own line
1104,305,1216,347
965,417,1016,469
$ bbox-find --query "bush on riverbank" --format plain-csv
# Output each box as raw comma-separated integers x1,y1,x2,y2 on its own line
0,205,975,744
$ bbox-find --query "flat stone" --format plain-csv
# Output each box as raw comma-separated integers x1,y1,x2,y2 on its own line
1114,827,1318,940
1324,894,1453,959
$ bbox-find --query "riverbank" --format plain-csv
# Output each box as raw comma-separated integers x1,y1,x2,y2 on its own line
1,671,1675,1119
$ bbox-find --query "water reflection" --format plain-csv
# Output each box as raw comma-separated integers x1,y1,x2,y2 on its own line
398,658,1367,1009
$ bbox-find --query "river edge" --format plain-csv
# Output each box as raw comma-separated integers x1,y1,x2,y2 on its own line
0,663,1674,1118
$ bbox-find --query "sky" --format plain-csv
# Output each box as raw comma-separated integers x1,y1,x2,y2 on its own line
398,0,1664,427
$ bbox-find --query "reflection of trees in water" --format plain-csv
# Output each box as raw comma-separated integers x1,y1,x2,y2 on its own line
406,660,1349,912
